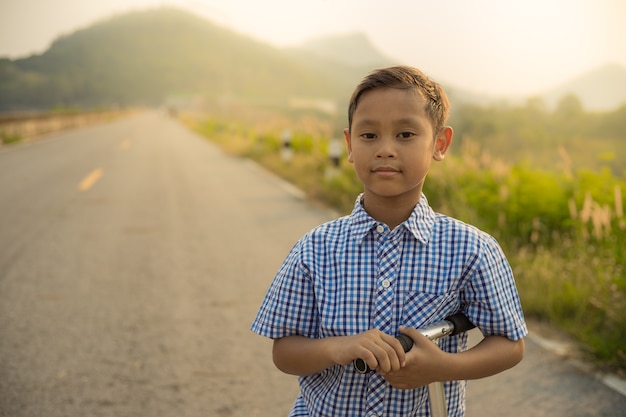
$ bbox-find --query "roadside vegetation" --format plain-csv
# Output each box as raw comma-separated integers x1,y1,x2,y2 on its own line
1,133,22,145
186,96,626,373
0,108,136,144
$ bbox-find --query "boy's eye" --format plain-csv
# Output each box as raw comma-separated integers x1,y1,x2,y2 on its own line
361,133,377,139
398,132,415,139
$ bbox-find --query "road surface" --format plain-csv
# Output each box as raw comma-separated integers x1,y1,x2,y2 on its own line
1,111,624,416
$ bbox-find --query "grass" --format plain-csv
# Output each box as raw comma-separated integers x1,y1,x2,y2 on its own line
184,111,626,373
1,133,23,145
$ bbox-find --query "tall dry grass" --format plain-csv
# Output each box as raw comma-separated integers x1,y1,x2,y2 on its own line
188,113,626,372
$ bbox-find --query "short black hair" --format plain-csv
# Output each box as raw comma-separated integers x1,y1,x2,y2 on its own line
347,66,450,136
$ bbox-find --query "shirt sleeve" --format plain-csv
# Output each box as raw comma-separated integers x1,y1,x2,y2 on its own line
250,237,320,339
462,234,528,341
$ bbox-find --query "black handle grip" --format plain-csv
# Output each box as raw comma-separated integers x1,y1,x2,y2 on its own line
445,313,476,336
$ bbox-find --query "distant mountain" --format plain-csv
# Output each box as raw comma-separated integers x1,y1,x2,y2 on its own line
283,33,398,103
541,63,626,111
292,33,395,68
1,7,623,114
0,7,480,114
0,7,349,111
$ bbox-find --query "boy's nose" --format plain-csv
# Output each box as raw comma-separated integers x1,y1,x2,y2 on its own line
376,138,397,158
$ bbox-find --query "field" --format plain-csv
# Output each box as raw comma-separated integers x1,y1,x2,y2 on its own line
185,99,626,373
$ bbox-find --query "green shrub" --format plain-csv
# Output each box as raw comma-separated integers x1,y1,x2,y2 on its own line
1,132,23,145
188,111,626,372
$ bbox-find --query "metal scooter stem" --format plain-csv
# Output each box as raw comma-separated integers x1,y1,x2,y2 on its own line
423,313,475,417
427,338,449,417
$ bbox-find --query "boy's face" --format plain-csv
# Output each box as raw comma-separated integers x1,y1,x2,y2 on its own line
344,87,452,204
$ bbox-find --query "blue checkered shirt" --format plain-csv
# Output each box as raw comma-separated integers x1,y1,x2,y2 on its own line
251,194,527,417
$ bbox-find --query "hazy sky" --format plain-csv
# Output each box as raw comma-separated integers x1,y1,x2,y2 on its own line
1,0,625,96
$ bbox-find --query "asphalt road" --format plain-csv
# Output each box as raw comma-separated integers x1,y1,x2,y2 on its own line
1,111,624,417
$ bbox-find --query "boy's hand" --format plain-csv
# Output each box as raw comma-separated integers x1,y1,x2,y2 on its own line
383,326,448,389
383,328,525,390
332,329,407,374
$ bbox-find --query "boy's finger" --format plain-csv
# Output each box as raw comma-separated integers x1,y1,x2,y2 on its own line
368,339,401,373
379,335,406,371
398,326,428,347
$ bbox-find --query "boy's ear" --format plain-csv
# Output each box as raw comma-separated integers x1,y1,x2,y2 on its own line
433,126,453,161
343,128,354,163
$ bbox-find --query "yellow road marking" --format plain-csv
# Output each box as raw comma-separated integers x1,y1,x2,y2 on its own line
78,168,103,191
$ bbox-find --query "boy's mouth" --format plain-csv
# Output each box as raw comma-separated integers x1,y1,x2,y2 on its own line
372,166,400,176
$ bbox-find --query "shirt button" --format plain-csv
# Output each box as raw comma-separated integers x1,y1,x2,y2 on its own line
382,279,391,288
376,225,385,233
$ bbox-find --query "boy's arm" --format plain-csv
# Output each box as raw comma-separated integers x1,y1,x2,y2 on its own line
383,327,525,390
273,330,408,376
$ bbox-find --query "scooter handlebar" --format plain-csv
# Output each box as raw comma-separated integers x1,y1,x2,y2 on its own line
353,313,475,374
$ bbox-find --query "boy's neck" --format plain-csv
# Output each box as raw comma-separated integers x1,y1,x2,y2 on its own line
361,192,421,230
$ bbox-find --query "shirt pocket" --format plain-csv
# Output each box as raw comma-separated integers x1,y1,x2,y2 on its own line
401,291,460,329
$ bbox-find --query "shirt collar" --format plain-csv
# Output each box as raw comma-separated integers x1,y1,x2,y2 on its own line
348,193,435,244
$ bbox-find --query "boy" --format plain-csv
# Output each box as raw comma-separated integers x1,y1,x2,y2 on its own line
251,66,527,417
